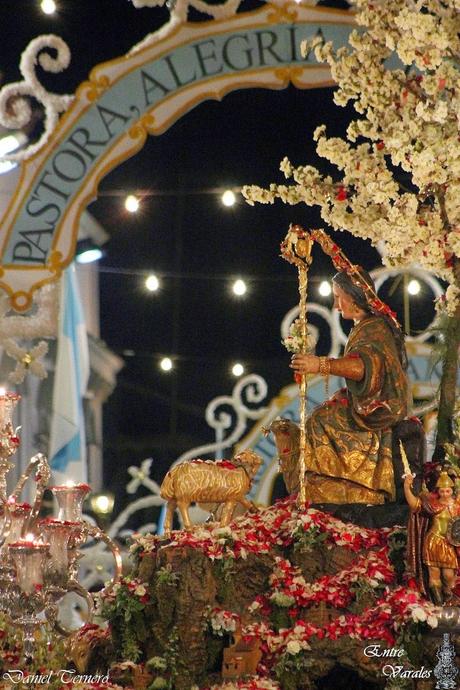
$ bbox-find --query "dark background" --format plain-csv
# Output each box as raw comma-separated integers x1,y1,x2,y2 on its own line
0,1,436,513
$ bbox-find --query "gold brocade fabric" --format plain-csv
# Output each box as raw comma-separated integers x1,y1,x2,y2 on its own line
304,473,386,505
423,533,457,569
301,315,407,505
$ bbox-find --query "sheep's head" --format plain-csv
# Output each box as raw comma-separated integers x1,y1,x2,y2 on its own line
233,450,263,476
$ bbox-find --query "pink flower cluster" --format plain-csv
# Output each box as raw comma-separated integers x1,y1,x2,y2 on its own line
209,607,241,636
243,582,437,663
130,495,392,562
293,508,390,552
99,576,150,606
265,547,394,614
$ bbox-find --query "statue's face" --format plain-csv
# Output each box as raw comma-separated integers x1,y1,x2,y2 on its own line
438,487,453,499
332,284,360,321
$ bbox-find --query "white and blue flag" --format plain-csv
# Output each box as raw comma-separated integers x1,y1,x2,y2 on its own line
49,264,90,484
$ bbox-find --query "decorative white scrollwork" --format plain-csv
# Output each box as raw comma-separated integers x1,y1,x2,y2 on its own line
177,373,269,463
129,0,321,30
0,35,74,161
372,266,443,343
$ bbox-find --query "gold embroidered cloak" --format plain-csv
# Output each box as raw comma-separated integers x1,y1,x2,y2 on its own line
303,315,408,505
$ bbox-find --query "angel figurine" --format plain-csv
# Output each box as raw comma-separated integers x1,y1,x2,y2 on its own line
404,471,460,605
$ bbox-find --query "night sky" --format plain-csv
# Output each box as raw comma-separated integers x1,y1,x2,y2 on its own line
0,1,436,511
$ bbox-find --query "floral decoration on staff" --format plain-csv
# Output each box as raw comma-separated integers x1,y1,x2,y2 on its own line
283,319,316,354
280,224,315,507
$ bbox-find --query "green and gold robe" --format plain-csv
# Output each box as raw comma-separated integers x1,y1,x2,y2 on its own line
304,315,408,505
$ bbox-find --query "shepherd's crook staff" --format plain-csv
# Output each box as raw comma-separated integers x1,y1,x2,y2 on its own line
280,225,314,507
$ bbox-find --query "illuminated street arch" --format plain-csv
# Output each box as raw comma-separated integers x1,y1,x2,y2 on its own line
0,3,354,311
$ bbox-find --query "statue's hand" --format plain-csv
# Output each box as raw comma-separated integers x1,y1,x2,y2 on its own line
290,354,320,375
404,474,414,490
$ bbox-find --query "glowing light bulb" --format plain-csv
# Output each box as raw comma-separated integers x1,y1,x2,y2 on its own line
76,247,103,264
318,280,332,297
0,133,25,174
160,357,173,372
125,195,140,213
41,0,56,13
232,279,247,296
232,363,244,377
407,279,421,295
93,495,110,513
222,190,236,207
145,274,160,292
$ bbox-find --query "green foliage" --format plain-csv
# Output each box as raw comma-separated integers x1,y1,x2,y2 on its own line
350,578,379,607
213,557,236,603
212,527,235,550
270,605,293,631
153,565,179,629
162,627,183,690
144,629,182,690
293,524,328,553
275,649,314,690
387,528,408,582
396,621,425,668
156,564,179,587
100,579,151,662
147,655,168,672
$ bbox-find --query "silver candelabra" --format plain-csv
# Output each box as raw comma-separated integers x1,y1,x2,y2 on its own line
0,392,122,659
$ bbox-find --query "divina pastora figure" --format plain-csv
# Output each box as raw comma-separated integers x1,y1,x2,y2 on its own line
405,471,460,605
289,268,408,506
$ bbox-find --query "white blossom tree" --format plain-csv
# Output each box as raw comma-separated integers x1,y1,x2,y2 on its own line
243,0,460,453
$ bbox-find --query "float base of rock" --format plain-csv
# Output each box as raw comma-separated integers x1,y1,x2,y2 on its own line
76,496,456,690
